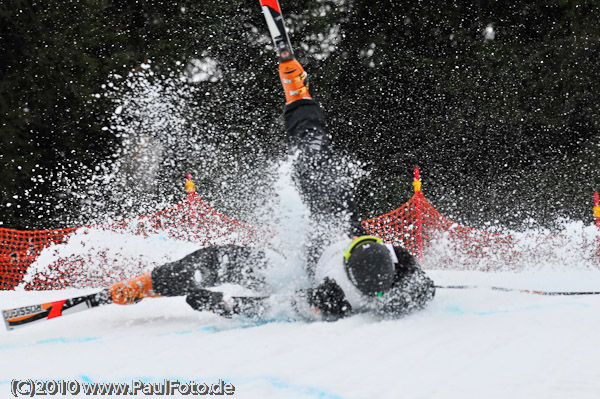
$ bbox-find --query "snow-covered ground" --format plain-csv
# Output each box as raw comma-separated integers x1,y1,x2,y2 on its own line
5,147,600,399
3,155,600,398
2,269,600,399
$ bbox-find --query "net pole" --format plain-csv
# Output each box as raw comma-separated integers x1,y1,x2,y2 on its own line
594,192,600,259
413,167,424,261
185,173,199,241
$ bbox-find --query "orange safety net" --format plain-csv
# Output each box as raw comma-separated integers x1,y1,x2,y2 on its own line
362,191,517,269
0,193,267,290
362,190,600,271
361,192,423,258
2,173,599,290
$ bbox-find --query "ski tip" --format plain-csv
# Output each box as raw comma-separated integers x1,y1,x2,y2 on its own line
2,310,10,331
2,291,111,331
2,304,49,331
260,0,282,13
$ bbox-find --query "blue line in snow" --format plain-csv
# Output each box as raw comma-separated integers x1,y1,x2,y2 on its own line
262,377,346,399
156,325,220,335
443,301,590,316
36,336,100,345
0,335,101,351
155,320,269,336
443,305,465,315
0,320,272,351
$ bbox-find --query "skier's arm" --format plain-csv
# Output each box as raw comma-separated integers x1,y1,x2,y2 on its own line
376,246,436,316
185,288,269,318
304,277,353,320
184,277,353,321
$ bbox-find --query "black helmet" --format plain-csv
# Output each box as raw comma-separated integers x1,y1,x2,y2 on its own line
343,236,395,296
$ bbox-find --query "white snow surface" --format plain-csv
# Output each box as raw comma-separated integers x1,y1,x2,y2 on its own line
4,157,600,398
2,269,600,399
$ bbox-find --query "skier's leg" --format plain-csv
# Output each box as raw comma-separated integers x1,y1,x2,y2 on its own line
280,60,364,240
284,100,365,246
108,271,160,305
279,59,312,104
152,245,269,295
109,245,269,304
149,247,221,297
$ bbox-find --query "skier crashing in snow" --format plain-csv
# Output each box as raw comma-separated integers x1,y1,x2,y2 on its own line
107,4,435,321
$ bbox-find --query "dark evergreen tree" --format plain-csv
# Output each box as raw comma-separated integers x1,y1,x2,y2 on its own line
1,0,600,232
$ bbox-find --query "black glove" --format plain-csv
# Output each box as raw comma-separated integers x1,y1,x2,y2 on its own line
306,277,352,320
376,286,408,316
186,288,268,319
185,288,233,317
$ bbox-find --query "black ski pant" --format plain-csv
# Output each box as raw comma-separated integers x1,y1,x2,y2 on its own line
284,99,364,239
152,100,365,296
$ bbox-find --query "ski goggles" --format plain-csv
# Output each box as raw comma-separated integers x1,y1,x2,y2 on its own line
342,235,384,264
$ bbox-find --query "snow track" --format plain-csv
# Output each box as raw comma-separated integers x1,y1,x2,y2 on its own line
2,270,600,399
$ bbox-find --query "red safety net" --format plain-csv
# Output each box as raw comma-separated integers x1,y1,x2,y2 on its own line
2,171,599,290
362,191,518,270
362,191,600,271
0,193,267,290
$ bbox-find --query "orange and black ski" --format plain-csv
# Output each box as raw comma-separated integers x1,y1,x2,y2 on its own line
260,0,294,62
2,290,111,331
